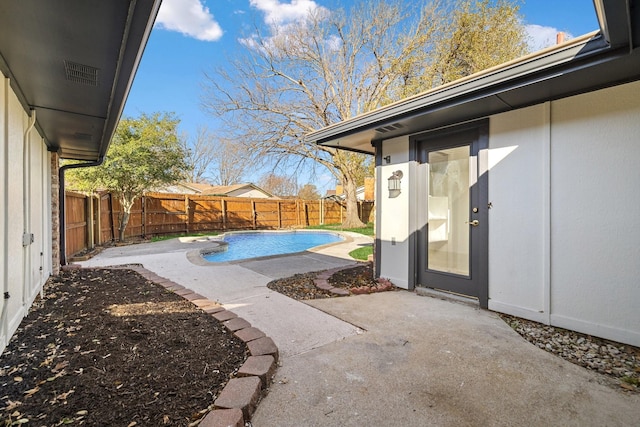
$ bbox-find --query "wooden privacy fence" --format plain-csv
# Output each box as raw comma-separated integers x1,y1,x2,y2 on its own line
65,191,374,257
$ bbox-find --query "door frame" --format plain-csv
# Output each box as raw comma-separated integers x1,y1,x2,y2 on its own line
410,120,489,308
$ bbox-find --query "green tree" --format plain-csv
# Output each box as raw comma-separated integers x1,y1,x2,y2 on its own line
67,112,187,241
436,0,529,85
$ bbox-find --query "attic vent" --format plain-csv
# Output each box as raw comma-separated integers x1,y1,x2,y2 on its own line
64,61,99,86
375,123,404,133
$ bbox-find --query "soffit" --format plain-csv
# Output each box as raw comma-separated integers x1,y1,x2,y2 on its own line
0,0,160,160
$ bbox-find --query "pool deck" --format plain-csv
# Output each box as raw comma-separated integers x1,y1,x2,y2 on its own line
78,231,372,358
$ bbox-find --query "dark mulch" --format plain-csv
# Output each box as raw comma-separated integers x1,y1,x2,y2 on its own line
266,272,335,300
0,268,248,426
266,262,395,300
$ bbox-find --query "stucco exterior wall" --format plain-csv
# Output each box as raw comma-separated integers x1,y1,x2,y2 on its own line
488,103,550,322
0,74,53,353
377,136,411,288
488,80,640,346
548,82,640,345
376,80,640,346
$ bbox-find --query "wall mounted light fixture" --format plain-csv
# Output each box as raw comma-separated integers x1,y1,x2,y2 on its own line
388,170,403,198
384,155,391,164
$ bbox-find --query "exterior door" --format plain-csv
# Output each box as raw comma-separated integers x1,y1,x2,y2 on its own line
415,123,488,308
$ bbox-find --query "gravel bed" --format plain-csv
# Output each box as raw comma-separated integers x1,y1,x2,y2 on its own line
500,314,639,392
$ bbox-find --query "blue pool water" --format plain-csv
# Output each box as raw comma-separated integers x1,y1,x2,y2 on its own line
202,231,344,262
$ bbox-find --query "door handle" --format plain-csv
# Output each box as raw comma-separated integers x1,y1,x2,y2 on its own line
466,220,479,226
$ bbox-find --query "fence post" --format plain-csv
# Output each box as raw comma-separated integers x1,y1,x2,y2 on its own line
86,194,94,249
141,195,146,237
304,202,309,226
185,195,189,234
252,200,257,229
96,194,102,245
109,193,115,241
221,198,227,231
278,201,282,228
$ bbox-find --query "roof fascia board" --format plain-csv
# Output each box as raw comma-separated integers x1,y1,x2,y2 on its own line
307,32,608,146
98,0,162,159
593,0,632,48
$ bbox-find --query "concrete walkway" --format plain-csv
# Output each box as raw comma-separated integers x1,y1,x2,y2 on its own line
80,234,640,426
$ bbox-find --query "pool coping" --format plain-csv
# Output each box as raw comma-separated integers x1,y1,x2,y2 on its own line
185,230,356,266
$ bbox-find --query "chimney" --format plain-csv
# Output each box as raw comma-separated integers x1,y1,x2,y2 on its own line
556,32,565,44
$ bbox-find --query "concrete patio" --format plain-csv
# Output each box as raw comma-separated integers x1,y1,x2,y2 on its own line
80,234,640,426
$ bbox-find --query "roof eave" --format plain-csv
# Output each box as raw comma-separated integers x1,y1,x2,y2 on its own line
307,1,638,154
96,0,161,161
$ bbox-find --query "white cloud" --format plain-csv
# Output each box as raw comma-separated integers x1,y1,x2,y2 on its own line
156,0,223,42
525,24,574,52
249,0,326,27
240,0,331,50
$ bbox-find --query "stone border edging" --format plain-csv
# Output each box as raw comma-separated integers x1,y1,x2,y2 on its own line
117,265,278,427
314,263,395,296
314,264,360,296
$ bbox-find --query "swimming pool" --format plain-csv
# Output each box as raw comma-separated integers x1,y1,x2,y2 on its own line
202,231,344,262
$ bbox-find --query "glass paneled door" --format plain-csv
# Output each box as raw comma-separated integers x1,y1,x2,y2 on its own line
415,123,488,308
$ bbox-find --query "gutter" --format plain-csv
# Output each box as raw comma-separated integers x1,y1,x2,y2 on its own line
308,0,640,151
58,158,104,266
306,31,610,147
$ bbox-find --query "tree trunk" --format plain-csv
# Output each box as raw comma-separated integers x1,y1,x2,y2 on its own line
342,175,365,228
118,211,130,242
118,194,136,242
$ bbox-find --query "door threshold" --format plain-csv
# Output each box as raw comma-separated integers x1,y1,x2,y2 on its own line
415,287,479,308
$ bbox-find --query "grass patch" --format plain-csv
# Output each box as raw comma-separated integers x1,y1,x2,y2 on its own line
307,222,374,236
150,232,217,242
349,245,373,261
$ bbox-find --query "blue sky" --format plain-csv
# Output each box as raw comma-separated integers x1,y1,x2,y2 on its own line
124,0,599,191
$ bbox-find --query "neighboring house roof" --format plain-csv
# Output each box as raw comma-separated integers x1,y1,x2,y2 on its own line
201,183,276,198
159,182,221,194
153,182,276,198
306,1,640,154
0,1,161,161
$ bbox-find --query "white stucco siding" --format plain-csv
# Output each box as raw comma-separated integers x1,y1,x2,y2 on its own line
0,78,6,349
549,81,640,345
378,136,411,288
4,84,26,345
485,81,640,346
0,73,52,353
487,104,550,322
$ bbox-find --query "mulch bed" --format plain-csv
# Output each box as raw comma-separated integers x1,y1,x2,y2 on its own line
266,262,395,299
3,260,636,427
0,268,247,426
